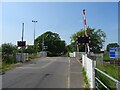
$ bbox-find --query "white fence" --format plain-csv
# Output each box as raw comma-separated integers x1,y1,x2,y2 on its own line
82,54,95,88
69,52,76,57
82,54,120,89
69,52,86,58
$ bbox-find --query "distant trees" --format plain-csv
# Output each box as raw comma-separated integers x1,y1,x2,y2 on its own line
35,31,67,56
106,43,119,52
69,27,106,53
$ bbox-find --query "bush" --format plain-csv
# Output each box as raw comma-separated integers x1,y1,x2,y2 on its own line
2,43,17,64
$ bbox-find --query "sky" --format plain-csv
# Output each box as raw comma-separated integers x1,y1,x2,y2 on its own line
1,2,119,49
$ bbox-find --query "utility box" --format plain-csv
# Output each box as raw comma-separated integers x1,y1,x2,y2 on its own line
16,53,28,62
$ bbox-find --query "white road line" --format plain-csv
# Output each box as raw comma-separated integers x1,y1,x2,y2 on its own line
17,61,53,70
40,61,53,69
67,57,70,88
76,59,81,65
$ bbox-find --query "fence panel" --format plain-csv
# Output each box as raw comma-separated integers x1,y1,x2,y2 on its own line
82,54,95,88
82,54,120,89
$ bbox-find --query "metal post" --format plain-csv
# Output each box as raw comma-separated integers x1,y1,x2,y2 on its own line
116,81,120,90
42,36,44,56
34,22,35,48
22,23,24,42
92,58,96,88
76,33,79,52
21,23,24,62
32,20,37,53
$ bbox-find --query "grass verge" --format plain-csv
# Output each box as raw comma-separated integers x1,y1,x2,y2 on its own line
97,64,120,81
2,63,16,72
82,68,90,89
1,54,38,72
96,64,120,89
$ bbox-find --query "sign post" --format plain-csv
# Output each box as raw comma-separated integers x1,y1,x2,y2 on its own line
17,23,26,62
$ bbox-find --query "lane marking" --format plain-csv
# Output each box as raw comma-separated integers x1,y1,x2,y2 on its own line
17,61,53,70
40,61,53,69
67,57,70,88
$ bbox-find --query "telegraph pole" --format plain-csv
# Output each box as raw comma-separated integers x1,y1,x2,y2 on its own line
22,23,24,42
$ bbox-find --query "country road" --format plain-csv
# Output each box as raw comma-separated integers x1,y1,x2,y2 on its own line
2,57,84,89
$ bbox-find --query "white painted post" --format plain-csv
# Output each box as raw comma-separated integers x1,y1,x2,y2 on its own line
82,54,85,67
92,60,96,89
116,81,120,90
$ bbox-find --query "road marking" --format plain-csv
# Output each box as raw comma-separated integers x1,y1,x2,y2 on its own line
67,58,70,88
76,59,82,65
40,62,53,69
17,61,53,70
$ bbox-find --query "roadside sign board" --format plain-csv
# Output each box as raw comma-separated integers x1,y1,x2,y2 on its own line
109,47,120,59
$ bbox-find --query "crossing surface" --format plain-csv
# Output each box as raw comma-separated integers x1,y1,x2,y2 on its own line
2,57,84,88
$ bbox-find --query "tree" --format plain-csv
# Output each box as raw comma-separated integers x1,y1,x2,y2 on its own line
106,43,119,52
2,43,17,63
25,45,34,54
35,31,67,56
70,27,106,53
0,46,2,52
67,41,76,52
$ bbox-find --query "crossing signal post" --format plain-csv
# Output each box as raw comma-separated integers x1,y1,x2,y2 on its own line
17,23,26,62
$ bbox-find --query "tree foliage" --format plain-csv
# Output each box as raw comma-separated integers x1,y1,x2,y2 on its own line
106,43,119,52
25,45,34,54
35,31,67,56
2,43,17,55
0,46,2,52
70,27,106,53
2,43,17,63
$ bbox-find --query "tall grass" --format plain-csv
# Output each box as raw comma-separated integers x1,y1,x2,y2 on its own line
96,64,120,89
82,68,90,89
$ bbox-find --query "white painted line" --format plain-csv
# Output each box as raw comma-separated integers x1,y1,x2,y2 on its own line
40,62,53,69
67,58,70,88
17,61,53,70
76,59,82,65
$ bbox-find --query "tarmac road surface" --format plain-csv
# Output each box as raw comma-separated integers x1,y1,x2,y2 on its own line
2,57,84,89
